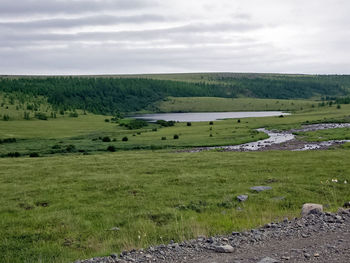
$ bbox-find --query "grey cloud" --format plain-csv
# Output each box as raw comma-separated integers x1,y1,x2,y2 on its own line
0,14,168,30
0,0,155,16
0,21,263,46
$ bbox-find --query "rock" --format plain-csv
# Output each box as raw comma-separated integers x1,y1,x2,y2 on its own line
250,186,272,192
237,195,248,202
257,257,280,263
343,201,350,208
301,203,323,217
108,227,120,231
314,253,320,257
215,244,235,253
304,253,311,259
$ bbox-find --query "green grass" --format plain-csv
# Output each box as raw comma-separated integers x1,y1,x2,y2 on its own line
1,97,350,262
0,150,349,263
150,97,317,113
295,128,350,142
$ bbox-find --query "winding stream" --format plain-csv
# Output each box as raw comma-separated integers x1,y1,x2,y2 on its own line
188,123,350,152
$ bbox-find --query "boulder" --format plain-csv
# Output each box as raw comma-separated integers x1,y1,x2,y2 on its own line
258,257,280,263
250,186,272,192
237,195,248,202
215,244,235,253
301,203,323,217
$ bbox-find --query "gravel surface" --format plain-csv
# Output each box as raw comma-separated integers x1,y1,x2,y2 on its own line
75,208,350,263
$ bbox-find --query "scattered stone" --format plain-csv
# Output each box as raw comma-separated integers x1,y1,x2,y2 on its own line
250,186,272,192
301,203,323,217
344,201,350,208
108,227,120,231
304,253,311,259
215,245,234,253
314,253,320,257
258,257,280,263
237,195,248,202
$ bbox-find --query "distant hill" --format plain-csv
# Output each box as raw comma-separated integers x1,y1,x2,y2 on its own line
0,73,349,114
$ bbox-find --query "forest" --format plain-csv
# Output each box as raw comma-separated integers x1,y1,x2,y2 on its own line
0,74,349,114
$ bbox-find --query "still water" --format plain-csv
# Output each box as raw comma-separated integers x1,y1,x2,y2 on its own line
132,111,289,122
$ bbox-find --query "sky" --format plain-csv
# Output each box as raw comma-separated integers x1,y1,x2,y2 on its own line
0,0,349,75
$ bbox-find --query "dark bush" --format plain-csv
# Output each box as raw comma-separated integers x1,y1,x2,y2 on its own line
3,114,10,121
69,112,78,117
120,119,148,129
66,144,76,152
122,136,128,142
29,152,39,158
237,119,241,123
161,136,166,140
102,136,111,142
173,134,179,139
156,120,175,127
152,128,157,131
107,145,116,152
187,122,192,126
7,152,21,157
51,144,61,149
0,138,16,144
209,121,214,125
35,112,47,120
104,119,110,122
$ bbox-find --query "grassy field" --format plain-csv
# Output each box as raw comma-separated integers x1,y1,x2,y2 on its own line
1,150,349,263
1,102,350,157
1,96,350,262
150,97,317,113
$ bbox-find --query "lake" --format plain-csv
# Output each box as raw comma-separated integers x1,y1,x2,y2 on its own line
132,111,289,122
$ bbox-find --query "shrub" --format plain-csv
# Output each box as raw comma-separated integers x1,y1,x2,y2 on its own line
173,134,179,139
161,137,166,140
29,152,39,158
34,112,47,120
337,104,341,109
156,120,175,127
187,122,192,126
69,112,78,117
65,144,76,152
3,114,10,121
152,128,157,131
104,119,110,122
107,145,116,152
120,119,148,129
237,119,241,123
102,136,111,142
209,121,214,125
122,136,128,142
0,138,16,144
7,152,20,158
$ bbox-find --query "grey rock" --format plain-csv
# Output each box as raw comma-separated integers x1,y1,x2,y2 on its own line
301,203,323,217
250,186,272,192
215,244,235,253
257,257,280,263
237,195,248,202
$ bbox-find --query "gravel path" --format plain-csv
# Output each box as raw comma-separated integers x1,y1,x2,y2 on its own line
76,208,350,263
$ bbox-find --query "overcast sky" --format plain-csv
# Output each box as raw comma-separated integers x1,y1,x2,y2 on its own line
1,0,349,75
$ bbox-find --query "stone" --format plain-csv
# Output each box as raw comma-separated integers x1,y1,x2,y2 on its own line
215,245,235,253
250,186,272,192
301,203,323,217
343,201,350,208
237,195,248,202
257,257,280,263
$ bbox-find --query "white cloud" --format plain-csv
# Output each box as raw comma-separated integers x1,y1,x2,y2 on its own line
0,0,349,74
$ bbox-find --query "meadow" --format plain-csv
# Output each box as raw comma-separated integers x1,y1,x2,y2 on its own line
1,93,350,262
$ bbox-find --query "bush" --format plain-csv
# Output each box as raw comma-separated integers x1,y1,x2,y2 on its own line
0,138,16,144
237,119,241,123
209,121,214,125
29,152,39,158
7,152,20,158
152,128,157,131
104,119,110,122
3,114,10,121
69,112,78,118
156,120,175,127
102,136,111,142
107,145,116,152
34,112,47,120
122,136,128,142
161,136,166,140
187,122,192,126
66,144,76,152
120,119,148,129
173,134,179,139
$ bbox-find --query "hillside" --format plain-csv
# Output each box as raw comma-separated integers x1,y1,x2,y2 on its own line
0,73,349,115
